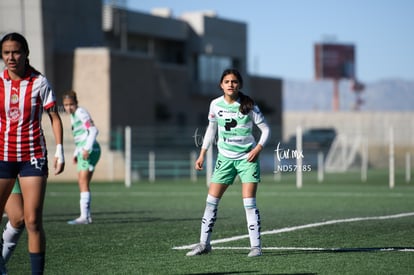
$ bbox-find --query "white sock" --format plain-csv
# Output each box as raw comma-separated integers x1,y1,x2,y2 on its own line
2,221,25,263
200,194,220,245
80,192,91,219
244,197,261,248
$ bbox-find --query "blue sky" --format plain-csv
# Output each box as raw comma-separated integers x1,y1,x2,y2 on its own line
127,0,414,83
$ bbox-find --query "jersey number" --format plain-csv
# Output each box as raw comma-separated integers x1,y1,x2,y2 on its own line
215,159,222,170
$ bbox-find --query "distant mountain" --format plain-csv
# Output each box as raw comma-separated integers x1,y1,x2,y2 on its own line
283,78,414,111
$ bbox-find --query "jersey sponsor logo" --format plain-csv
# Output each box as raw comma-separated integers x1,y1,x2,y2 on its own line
224,118,237,131
218,109,237,117
223,137,243,143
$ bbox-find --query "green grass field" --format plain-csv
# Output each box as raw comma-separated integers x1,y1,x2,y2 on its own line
4,170,414,274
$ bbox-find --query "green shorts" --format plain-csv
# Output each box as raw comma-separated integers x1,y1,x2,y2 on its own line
77,143,101,172
211,154,261,184
11,180,21,194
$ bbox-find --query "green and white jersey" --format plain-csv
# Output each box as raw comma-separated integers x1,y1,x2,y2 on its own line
71,107,99,154
207,95,266,159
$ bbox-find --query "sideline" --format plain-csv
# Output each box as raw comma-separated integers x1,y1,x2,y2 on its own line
173,212,414,250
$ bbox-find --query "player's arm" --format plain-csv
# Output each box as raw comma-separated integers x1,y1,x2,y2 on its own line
195,121,217,170
247,105,270,162
83,121,98,151
247,121,270,162
82,125,98,160
78,109,99,159
256,121,270,148
47,106,65,174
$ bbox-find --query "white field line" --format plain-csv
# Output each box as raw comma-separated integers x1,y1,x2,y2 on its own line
173,212,414,250
210,247,414,252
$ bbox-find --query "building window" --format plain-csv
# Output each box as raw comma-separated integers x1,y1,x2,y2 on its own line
198,54,232,82
197,54,232,95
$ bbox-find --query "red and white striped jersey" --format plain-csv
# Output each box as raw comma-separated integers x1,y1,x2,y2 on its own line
0,69,56,161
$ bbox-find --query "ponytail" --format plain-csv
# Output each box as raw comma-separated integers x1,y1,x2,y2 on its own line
27,64,41,76
238,91,254,115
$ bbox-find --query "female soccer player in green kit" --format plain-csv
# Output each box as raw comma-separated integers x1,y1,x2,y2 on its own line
63,91,101,225
187,68,270,257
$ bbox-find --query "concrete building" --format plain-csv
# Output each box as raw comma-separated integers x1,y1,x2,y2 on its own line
0,0,283,181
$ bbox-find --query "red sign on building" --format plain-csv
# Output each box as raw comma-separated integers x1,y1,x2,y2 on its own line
314,43,355,80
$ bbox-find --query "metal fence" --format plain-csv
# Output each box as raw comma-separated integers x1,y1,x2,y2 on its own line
121,125,282,184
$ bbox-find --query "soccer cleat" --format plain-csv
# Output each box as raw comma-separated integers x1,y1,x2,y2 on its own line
186,243,212,256
67,216,92,225
247,247,262,257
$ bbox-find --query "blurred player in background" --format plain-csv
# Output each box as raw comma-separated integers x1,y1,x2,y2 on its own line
63,91,101,225
0,32,65,274
187,68,270,257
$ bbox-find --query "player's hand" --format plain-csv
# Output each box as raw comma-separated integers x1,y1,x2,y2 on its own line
195,156,204,170
247,145,262,162
82,150,90,160
54,144,65,175
54,159,65,175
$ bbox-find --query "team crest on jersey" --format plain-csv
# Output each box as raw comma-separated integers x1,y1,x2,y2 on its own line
10,94,19,104
8,107,21,122
237,111,246,119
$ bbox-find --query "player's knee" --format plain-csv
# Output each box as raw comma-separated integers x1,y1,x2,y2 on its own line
24,216,42,233
10,216,25,229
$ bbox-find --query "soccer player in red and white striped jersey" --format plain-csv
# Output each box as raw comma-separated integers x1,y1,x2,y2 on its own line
0,32,65,274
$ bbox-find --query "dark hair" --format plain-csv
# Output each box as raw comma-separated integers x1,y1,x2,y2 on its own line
1,32,41,75
1,32,29,55
63,90,78,104
219,68,254,115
